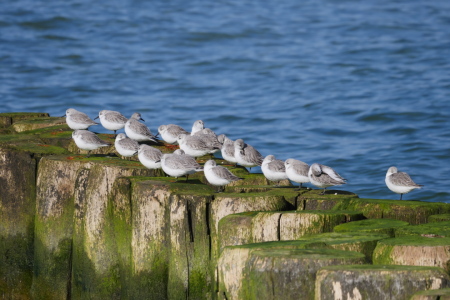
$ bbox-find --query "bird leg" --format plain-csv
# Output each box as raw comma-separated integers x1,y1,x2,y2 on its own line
294,183,302,191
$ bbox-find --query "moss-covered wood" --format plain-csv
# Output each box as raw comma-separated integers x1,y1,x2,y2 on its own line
217,210,363,254
428,214,450,223
217,240,325,300
11,116,66,133
296,196,450,225
395,221,450,238
372,236,450,272
296,189,359,211
0,148,36,299
2,112,450,299
316,265,450,300
280,210,364,240
0,112,50,128
334,218,410,237
242,249,366,300
410,288,450,300
296,232,390,263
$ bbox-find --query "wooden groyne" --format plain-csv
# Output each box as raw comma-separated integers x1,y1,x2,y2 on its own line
1,112,450,300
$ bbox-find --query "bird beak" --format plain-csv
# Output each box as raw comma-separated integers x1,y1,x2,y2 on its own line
94,116,99,120
61,114,66,117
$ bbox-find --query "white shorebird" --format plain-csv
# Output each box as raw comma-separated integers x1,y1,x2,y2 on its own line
218,134,237,166
204,160,242,192
125,113,158,143
191,120,204,135
385,166,423,200
194,128,222,154
95,110,128,136
72,130,111,157
161,149,203,182
114,133,139,159
138,144,163,169
285,159,310,190
308,163,346,195
158,124,189,144
261,155,288,186
234,139,264,170
177,134,219,158
64,108,98,130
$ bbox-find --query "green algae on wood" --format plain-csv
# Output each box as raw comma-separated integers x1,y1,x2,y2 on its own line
296,189,359,210
72,163,159,299
242,249,366,300
428,214,450,223
333,198,450,225
218,212,259,254
315,265,450,300
372,236,450,273
168,193,214,300
296,232,390,263
210,192,292,259
217,210,364,255
32,159,90,298
0,112,50,128
410,288,450,300
217,240,322,300
280,210,364,240
11,117,66,133
333,218,409,237
395,221,450,238
0,148,37,298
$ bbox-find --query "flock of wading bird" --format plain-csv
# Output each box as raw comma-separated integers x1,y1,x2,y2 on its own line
64,108,423,198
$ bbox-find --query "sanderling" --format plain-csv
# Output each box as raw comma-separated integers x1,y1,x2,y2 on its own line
191,120,205,135
125,113,157,143
308,163,346,195
204,160,242,192
158,124,189,144
138,144,163,169
95,110,128,136
161,149,203,182
194,128,222,154
177,134,219,158
285,159,310,190
261,155,288,186
234,139,264,170
218,134,237,166
72,129,111,157
385,166,423,200
114,133,139,159
64,108,98,130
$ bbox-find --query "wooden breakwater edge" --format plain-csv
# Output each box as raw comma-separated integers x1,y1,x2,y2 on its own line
1,112,450,300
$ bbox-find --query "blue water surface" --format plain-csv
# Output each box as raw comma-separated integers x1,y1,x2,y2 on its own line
1,0,449,202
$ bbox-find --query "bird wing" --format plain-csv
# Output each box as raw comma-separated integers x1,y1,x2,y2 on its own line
72,113,98,125
178,155,202,170
167,125,189,136
212,166,241,181
85,133,110,146
269,160,286,172
390,172,421,187
292,161,309,176
106,112,127,124
143,147,162,161
321,164,346,183
243,145,263,165
186,136,212,150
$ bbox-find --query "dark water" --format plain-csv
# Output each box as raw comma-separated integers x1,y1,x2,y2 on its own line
1,0,449,202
